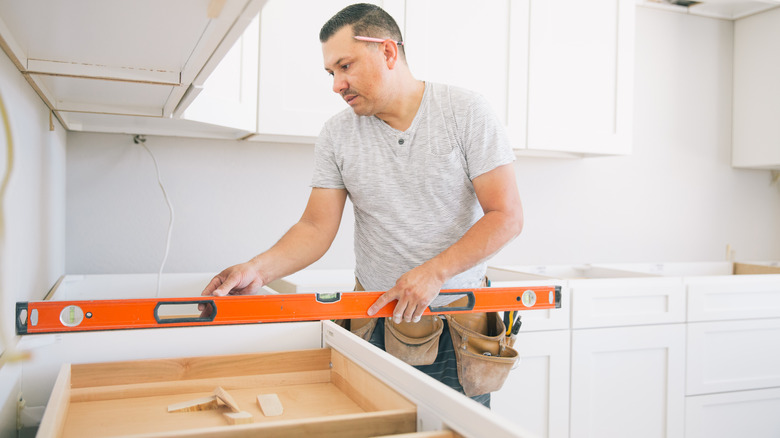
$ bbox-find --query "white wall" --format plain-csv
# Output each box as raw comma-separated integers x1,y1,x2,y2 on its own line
66,133,355,276
0,35,66,438
65,7,780,278
499,8,780,265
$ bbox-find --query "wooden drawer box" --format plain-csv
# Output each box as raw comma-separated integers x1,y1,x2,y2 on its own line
38,348,419,437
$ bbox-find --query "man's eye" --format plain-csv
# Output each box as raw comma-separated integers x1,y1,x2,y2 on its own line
341,64,350,70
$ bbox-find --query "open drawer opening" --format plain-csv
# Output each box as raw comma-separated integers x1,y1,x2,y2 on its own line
40,348,420,437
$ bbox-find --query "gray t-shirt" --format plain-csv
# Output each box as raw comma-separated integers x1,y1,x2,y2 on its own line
311,82,514,291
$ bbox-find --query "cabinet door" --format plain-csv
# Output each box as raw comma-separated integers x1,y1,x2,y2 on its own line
492,330,570,438
685,388,780,438
404,0,513,126
687,319,780,395
179,14,260,133
526,0,635,155
570,324,685,438
256,0,404,137
733,7,780,168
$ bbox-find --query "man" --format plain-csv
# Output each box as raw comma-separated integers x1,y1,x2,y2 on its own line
201,3,523,407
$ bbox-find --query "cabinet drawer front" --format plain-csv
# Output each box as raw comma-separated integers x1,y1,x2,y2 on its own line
685,388,780,438
687,319,780,395
571,278,685,328
687,275,780,321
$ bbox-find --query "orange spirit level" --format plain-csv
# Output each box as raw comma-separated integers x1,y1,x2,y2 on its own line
16,286,561,335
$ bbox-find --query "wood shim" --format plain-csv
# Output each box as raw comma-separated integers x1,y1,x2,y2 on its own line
214,386,241,412
223,411,253,425
167,395,219,413
257,393,283,417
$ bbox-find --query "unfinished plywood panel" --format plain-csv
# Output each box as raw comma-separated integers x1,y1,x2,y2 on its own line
734,263,780,275
39,348,417,437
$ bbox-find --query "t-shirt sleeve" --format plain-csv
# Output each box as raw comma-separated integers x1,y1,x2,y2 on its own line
310,123,346,189
459,94,515,180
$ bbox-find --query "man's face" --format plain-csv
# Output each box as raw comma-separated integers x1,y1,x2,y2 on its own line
322,26,390,117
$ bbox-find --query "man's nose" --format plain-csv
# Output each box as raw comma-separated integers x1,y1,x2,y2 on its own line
332,73,347,95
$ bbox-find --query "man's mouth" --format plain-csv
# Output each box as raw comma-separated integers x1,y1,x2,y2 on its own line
344,94,358,105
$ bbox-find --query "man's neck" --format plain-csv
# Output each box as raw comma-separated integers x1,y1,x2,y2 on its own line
376,79,425,132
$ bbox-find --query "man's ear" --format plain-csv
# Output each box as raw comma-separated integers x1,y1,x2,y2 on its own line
383,41,399,69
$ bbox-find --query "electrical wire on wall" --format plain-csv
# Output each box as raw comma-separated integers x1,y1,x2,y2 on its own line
134,135,175,298
0,88,31,367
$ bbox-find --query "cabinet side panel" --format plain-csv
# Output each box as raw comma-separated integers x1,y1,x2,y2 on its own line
37,364,71,437
733,8,780,168
330,349,416,412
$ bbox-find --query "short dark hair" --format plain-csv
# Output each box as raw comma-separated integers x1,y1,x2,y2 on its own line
320,3,405,59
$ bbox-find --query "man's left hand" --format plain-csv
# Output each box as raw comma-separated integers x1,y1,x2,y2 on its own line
366,266,443,323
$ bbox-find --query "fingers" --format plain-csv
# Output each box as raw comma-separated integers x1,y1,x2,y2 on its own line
201,276,223,297
410,305,425,323
367,291,427,323
198,271,242,313
393,299,408,324
198,302,214,318
367,292,394,317
198,277,222,313
205,271,243,298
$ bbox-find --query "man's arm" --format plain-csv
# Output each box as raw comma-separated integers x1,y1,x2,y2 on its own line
367,163,523,323
201,187,348,297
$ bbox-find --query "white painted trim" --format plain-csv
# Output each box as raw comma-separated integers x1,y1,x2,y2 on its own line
26,59,180,85
54,101,162,118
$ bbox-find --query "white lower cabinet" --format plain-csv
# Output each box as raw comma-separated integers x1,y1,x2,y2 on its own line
685,387,780,438
569,324,686,438
493,330,571,438
687,319,780,395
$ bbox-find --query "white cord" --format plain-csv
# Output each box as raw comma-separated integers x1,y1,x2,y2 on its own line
134,135,174,298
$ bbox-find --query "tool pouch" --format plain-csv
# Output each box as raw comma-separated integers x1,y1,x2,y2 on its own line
384,316,444,366
346,318,378,341
446,312,519,397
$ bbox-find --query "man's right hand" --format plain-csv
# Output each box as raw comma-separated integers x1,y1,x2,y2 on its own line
199,261,267,316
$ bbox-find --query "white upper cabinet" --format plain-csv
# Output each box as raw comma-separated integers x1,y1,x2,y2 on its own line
733,6,780,170
404,0,512,126
524,0,635,155
405,0,635,156
251,0,404,140
0,0,267,137
0,0,636,154
250,0,635,155
178,15,260,134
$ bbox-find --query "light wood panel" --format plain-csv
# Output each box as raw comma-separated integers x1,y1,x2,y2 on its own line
70,370,331,403
70,348,331,388
37,364,72,437
330,349,414,412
